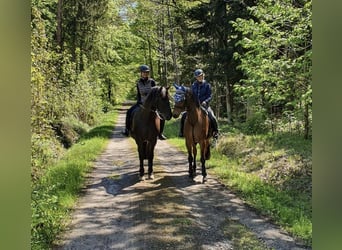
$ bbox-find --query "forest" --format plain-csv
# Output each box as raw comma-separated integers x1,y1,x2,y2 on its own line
31,0,311,177
31,0,311,248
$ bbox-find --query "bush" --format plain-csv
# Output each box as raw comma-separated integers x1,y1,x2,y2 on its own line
51,117,90,148
216,133,246,158
31,184,66,250
31,133,65,182
241,111,268,135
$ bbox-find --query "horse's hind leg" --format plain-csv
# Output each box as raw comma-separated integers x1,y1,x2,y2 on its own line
188,154,194,178
147,144,155,180
138,146,145,181
192,145,197,177
200,157,207,183
199,144,208,183
147,157,154,180
139,159,145,181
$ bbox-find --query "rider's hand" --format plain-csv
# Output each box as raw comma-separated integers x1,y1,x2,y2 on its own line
201,101,206,107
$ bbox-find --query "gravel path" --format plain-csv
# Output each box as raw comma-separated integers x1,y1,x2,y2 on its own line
54,104,309,250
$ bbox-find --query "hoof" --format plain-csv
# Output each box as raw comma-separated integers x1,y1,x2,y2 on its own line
139,175,145,181
202,176,207,183
148,174,154,180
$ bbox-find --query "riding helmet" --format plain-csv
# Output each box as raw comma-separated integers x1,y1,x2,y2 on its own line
194,69,204,77
139,65,150,72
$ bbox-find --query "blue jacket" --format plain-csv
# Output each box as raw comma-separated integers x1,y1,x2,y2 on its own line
191,80,212,105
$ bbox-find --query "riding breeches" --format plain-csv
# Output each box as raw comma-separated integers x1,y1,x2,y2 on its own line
179,107,218,136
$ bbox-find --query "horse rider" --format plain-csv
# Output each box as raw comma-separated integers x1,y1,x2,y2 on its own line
122,64,167,140
178,68,219,140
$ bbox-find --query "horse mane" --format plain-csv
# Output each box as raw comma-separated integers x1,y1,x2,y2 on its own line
186,87,203,110
143,86,161,109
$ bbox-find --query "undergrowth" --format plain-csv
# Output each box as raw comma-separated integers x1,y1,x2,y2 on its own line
31,110,118,250
164,118,312,247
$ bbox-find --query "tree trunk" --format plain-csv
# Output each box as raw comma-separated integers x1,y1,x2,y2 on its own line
167,0,179,84
304,101,310,139
56,0,63,49
225,82,232,124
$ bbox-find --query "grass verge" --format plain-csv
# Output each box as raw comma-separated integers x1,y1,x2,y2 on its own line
164,118,312,247
31,110,118,250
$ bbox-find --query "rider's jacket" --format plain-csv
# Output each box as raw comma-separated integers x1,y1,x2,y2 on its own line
191,80,212,106
136,77,156,104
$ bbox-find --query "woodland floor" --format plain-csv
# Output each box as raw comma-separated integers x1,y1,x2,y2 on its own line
54,103,310,250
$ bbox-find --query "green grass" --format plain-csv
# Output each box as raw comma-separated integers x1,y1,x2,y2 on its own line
31,113,312,249
164,118,312,247
31,110,118,250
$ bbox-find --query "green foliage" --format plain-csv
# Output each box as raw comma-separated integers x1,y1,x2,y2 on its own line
214,133,246,158
240,110,268,135
31,111,117,249
31,184,66,250
213,130,312,245
51,116,90,148
31,0,312,246
165,120,312,246
231,0,312,137
31,133,65,182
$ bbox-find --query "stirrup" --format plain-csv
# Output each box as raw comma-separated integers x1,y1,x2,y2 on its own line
158,134,167,140
213,132,219,140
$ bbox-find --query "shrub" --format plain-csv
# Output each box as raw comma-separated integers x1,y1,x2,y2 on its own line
241,111,268,135
31,133,65,182
216,133,246,158
51,117,90,148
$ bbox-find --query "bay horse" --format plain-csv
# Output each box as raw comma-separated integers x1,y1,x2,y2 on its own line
172,83,211,183
130,86,172,181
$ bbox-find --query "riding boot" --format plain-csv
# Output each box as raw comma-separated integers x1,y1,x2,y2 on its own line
122,104,137,136
208,109,219,140
122,110,130,136
158,119,167,140
212,118,219,140
122,128,129,136
179,112,187,137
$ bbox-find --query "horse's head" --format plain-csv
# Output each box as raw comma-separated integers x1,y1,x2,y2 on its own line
152,86,172,121
172,83,189,118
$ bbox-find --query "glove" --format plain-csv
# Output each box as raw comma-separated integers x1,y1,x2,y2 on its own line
201,101,207,107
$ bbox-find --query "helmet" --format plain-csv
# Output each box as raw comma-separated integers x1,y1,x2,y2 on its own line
194,69,204,77
139,65,150,72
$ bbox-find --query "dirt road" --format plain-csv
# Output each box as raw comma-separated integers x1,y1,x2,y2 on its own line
54,105,309,250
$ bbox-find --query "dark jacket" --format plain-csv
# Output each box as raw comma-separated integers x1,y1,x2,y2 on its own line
191,80,212,105
136,77,156,104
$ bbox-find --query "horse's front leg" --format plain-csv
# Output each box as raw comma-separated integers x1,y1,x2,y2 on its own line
200,156,207,183
147,146,154,180
185,141,194,178
138,145,145,181
188,145,197,179
192,144,197,177
200,143,208,183
188,152,193,178
139,158,145,181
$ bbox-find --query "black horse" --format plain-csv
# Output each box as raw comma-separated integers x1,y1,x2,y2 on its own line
130,86,172,180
